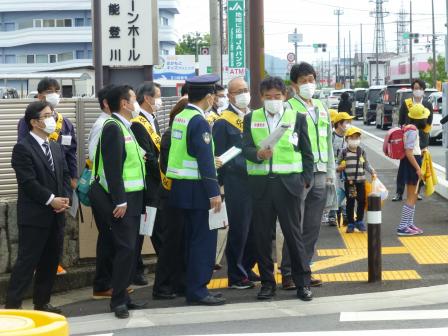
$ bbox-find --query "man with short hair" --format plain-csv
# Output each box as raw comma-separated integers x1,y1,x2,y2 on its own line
130,81,163,286
213,77,258,289
5,101,71,313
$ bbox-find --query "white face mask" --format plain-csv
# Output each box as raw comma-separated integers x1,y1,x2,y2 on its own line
264,99,284,115
45,93,60,108
413,89,424,98
341,122,351,132
131,102,140,118
299,83,316,100
42,117,56,134
348,139,360,148
217,97,228,109
234,92,251,109
154,98,163,111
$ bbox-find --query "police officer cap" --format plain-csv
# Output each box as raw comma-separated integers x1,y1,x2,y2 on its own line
186,74,220,88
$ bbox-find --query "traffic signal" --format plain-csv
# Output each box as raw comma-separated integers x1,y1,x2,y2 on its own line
313,43,327,52
410,33,419,43
322,43,327,52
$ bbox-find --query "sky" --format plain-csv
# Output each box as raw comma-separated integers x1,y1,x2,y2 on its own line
175,0,447,63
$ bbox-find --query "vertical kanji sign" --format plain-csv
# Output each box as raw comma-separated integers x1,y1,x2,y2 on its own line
101,0,158,66
227,0,245,69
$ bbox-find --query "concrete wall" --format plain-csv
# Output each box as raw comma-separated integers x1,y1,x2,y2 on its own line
0,198,80,274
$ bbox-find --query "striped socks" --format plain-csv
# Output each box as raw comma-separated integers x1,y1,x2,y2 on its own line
398,204,415,230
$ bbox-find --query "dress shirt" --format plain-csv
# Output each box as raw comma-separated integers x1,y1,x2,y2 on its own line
140,108,157,131
88,112,109,161
29,131,55,205
229,103,249,118
264,107,284,132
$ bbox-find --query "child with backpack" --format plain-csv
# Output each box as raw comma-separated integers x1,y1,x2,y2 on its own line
337,127,376,233
328,112,354,226
394,104,430,235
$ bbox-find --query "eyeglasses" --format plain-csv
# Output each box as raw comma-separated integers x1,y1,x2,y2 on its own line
229,89,249,95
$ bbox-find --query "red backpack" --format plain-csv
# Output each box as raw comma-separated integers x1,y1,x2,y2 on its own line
383,125,417,160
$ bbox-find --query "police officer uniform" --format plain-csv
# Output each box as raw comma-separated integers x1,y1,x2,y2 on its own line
166,75,225,305
212,104,257,288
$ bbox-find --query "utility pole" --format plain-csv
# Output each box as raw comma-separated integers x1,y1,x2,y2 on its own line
334,9,344,84
343,37,346,86
410,0,413,83
92,0,103,94
431,0,437,88
210,0,221,80
396,20,400,55
328,51,331,87
349,31,352,88
294,28,298,64
376,22,379,85
195,32,200,76
361,24,364,81
249,0,264,109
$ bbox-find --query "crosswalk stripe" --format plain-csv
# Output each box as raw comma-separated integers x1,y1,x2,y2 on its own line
340,310,448,322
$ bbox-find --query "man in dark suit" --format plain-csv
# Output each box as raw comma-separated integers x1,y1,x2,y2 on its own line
166,75,225,306
212,77,257,289
90,85,147,319
5,101,71,313
242,76,315,301
130,81,163,286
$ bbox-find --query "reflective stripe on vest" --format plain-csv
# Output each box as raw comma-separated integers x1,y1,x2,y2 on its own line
288,97,329,164
167,108,214,180
247,108,303,175
92,118,145,193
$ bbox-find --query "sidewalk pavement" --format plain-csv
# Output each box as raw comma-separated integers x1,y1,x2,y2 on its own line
15,130,448,321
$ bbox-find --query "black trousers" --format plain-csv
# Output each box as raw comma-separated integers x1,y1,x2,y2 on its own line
153,206,185,294
92,206,115,292
344,181,366,223
252,177,311,288
5,221,62,308
110,213,140,308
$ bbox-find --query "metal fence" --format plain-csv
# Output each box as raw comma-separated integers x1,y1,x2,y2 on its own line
0,97,179,197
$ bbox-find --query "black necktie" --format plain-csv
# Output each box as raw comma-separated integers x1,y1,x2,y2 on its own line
153,116,160,135
42,141,54,171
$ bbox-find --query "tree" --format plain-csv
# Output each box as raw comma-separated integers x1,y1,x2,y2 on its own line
175,32,211,55
354,77,369,88
419,55,447,87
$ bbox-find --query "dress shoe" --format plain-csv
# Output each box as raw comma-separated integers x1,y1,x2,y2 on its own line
187,295,226,306
153,291,176,300
297,286,313,301
392,193,403,202
92,288,113,300
112,304,129,319
212,292,223,298
310,276,323,287
257,286,276,300
281,276,297,290
34,303,62,314
133,274,148,286
127,301,148,310
229,278,255,289
417,194,423,201
4,304,22,309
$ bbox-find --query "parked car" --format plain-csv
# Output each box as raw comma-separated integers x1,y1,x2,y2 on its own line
428,92,443,144
312,89,322,99
326,90,343,109
0,87,19,99
26,91,38,99
352,88,367,119
424,88,438,98
363,85,386,125
428,92,442,114
375,84,411,130
391,89,413,127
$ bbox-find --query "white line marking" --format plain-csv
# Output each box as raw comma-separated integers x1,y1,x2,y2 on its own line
184,329,448,336
340,309,448,322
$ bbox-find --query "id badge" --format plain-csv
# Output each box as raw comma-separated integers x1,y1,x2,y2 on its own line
319,129,327,137
61,135,72,146
289,132,299,146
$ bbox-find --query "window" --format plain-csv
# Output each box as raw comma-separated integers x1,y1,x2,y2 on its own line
18,20,33,29
86,18,92,26
43,19,55,27
76,50,85,59
5,55,16,64
36,55,48,63
87,50,92,59
34,19,42,28
58,52,73,62
75,18,84,27
64,19,72,27
160,17,169,26
56,19,64,27
161,49,169,55
4,22,15,31
0,55,3,64
26,55,35,64
49,54,57,63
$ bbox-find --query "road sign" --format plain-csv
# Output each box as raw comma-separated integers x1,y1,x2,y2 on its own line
228,0,245,68
288,33,303,43
201,47,210,55
287,53,295,63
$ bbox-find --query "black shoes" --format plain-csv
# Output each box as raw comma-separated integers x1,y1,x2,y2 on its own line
281,276,297,290
133,274,148,286
34,303,62,314
297,286,313,301
257,286,276,300
228,279,255,289
392,193,403,202
310,276,323,287
187,295,226,306
112,301,148,319
152,291,177,300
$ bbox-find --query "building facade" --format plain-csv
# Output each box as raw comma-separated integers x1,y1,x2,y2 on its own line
0,0,180,96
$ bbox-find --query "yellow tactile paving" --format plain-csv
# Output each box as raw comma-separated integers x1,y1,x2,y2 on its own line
337,226,368,250
399,236,448,264
207,270,421,288
317,246,409,257
311,254,366,272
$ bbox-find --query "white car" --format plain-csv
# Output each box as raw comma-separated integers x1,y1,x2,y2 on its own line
326,90,343,109
430,113,442,144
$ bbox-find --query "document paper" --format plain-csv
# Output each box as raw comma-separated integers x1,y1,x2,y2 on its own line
218,146,242,165
140,206,157,236
259,123,290,150
209,202,228,230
